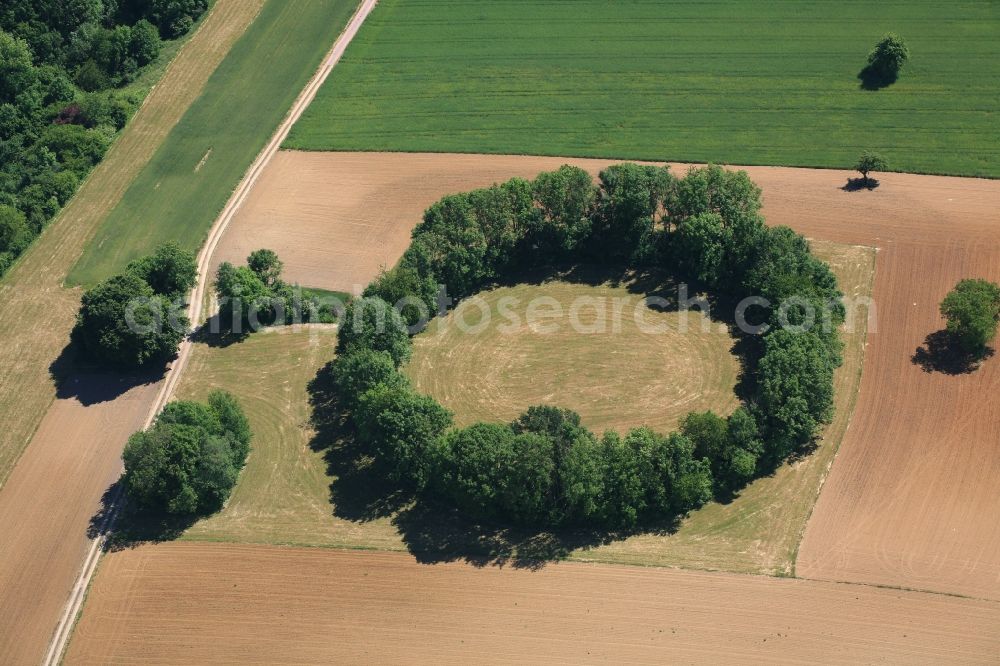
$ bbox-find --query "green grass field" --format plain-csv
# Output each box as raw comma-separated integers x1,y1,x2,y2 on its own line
286,0,999,178
68,0,359,286
175,242,876,574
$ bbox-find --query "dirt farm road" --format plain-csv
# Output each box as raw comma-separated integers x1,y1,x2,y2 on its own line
0,2,379,664
42,2,380,664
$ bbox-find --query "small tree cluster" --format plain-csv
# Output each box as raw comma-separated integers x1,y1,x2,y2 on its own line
940,279,1000,356
215,249,335,330
73,243,196,369
333,164,844,529
122,390,251,515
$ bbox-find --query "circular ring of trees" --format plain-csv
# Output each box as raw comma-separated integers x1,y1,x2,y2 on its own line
330,163,844,529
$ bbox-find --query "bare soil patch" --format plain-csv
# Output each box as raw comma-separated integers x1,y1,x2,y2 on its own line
65,542,1000,665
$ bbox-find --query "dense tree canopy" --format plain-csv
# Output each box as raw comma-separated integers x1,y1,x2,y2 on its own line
125,241,196,298
0,2,204,278
73,270,185,369
529,164,595,260
335,297,411,367
215,249,332,329
355,383,452,490
73,243,194,369
325,163,843,530
122,390,251,516
861,33,909,88
940,279,1000,355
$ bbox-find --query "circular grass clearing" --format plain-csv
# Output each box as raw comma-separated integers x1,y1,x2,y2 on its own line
406,280,740,435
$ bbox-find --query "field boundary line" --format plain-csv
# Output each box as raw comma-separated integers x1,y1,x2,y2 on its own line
42,1,378,663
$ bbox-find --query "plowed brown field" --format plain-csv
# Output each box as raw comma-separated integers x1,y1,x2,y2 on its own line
65,542,1000,665
0,378,160,665
213,152,1000,599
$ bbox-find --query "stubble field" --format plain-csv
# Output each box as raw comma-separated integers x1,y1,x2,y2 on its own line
406,281,741,435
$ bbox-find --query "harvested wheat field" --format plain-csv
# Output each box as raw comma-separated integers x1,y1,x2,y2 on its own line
407,281,740,434
0,377,161,665
65,542,1000,665
213,151,1000,599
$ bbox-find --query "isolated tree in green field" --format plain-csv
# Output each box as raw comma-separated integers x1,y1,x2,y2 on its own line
861,33,909,88
939,279,1000,355
854,151,888,187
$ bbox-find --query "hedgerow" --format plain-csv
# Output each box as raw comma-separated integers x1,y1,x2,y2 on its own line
331,163,843,528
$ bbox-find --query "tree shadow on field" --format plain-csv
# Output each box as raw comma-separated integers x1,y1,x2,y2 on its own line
306,360,669,569
88,481,197,552
49,340,165,406
912,329,994,375
189,312,251,348
858,64,898,91
841,177,880,192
